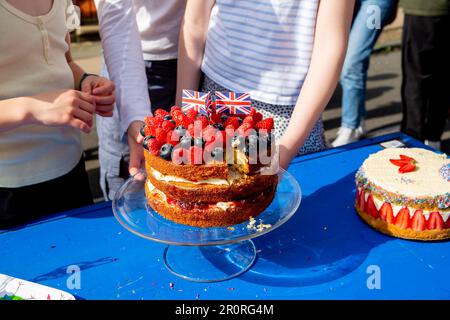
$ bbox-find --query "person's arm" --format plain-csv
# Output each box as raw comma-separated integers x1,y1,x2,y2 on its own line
65,33,85,91
175,0,216,106
0,90,96,134
278,0,355,169
94,0,151,176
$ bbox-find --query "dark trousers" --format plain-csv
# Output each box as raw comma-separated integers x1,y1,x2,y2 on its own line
145,59,177,114
0,157,93,229
401,14,450,141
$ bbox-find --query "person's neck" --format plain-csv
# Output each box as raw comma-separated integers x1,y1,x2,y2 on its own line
5,0,53,17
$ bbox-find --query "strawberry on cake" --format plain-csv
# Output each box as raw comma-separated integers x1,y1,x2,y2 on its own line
140,106,278,228
355,148,450,241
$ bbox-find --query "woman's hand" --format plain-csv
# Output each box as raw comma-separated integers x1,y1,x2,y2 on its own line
81,75,115,117
29,89,96,134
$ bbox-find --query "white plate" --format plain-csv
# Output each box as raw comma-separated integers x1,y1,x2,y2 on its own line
0,274,75,300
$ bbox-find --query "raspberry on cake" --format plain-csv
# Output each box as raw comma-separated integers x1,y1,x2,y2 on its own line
140,106,278,228
355,148,450,241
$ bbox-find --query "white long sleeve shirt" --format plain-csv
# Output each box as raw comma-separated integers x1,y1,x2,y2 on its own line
94,0,186,134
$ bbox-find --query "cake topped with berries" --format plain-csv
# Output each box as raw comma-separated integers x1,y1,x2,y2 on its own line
355,147,450,241
141,106,278,228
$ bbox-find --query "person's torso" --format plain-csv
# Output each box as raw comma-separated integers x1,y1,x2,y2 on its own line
400,0,449,16
202,0,319,106
0,0,82,188
132,0,187,61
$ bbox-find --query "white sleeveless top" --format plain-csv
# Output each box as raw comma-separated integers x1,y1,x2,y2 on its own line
202,0,319,106
0,0,82,187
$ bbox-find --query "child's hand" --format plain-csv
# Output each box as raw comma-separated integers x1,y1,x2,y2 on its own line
127,120,145,180
277,136,298,170
32,90,96,134
81,75,115,117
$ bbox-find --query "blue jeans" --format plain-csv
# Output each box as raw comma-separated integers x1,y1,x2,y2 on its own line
340,0,396,129
97,59,177,200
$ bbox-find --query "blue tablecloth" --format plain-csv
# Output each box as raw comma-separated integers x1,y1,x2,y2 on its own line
1,133,449,300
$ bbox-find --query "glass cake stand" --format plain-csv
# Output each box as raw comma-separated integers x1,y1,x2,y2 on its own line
112,168,301,282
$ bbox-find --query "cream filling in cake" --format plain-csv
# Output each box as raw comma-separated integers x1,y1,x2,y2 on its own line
147,180,236,211
147,179,167,202
150,168,243,186
362,148,450,198
216,202,234,211
358,187,450,222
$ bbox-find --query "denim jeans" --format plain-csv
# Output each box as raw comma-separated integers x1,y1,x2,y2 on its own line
97,59,177,200
340,0,396,129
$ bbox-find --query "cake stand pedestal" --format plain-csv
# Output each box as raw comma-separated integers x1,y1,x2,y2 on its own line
163,240,256,282
112,169,301,283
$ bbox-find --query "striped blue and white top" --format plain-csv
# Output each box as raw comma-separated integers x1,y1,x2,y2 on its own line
202,0,319,106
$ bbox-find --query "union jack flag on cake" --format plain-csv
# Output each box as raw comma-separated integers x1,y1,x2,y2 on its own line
215,92,252,115
181,90,210,115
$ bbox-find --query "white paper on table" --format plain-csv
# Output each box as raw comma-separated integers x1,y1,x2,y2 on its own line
0,274,75,300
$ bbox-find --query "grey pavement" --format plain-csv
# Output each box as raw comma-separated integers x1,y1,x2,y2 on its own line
73,42,450,203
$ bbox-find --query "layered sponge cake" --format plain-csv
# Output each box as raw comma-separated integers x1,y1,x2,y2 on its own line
355,148,450,240
141,107,278,228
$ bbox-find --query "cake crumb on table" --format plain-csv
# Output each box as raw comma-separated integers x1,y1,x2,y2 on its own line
246,216,256,230
246,217,271,232
256,222,272,232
